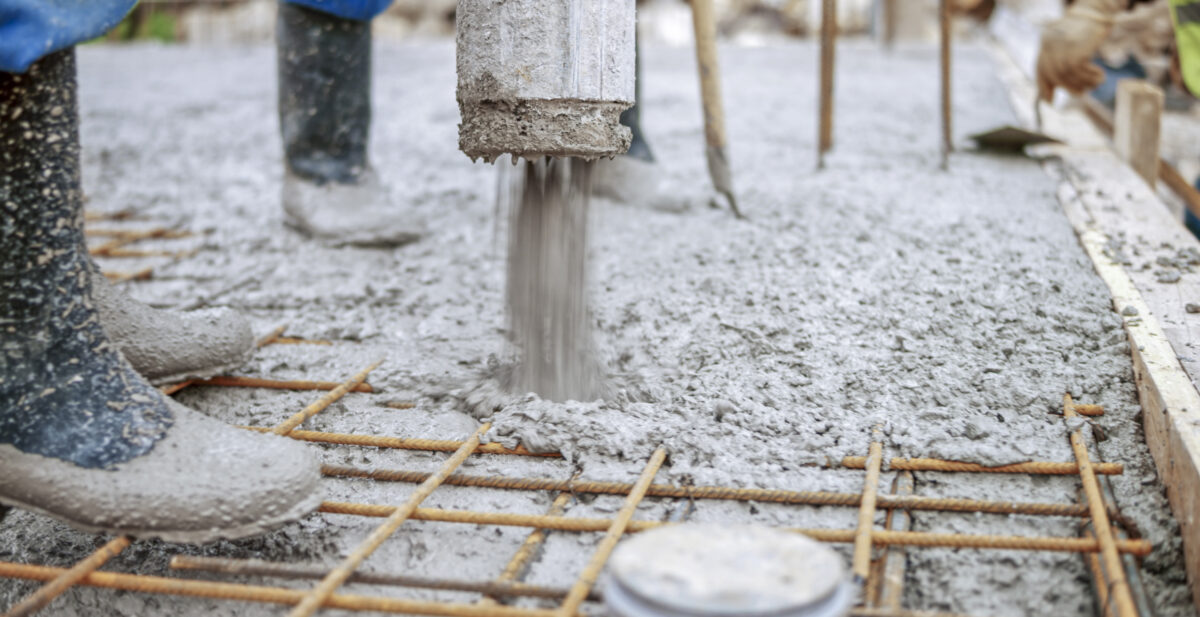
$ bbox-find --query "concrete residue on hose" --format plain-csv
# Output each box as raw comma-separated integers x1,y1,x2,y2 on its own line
455,0,635,162
458,99,632,163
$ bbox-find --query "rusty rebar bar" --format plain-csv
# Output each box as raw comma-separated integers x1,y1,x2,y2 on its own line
87,227,190,250
939,0,952,169
1083,528,1111,615
168,556,596,602
842,457,1122,475
556,448,666,617
3,536,131,617
193,376,373,393
103,267,154,283
854,440,884,579
159,381,194,396
1064,395,1138,617
880,0,896,48
275,337,333,345
254,325,332,347
0,562,557,617
102,248,196,259
320,465,1091,517
817,0,837,167
241,430,552,457
276,423,1120,478
479,491,574,607
255,325,288,347
288,424,490,617
84,209,139,222
875,472,914,610
84,227,190,240
690,0,741,217
316,501,1152,555
272,360,383,436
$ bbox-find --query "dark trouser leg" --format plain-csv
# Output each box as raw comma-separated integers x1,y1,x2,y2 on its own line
277,2,372,185
620,28,654,162
0,49,321,543
276,1,422,247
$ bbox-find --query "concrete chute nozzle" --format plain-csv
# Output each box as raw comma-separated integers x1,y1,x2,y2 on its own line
455,0,636,162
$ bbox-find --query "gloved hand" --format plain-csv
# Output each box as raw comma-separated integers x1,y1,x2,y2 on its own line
1036,0,1126,102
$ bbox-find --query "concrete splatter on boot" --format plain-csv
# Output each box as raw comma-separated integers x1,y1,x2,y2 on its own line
0,49,321,543
591,35,689,213
277,3,422,248
91,269,255,385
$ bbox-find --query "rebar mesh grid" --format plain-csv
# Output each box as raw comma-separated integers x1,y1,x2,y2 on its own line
0,339,1149,617
84,209,199,283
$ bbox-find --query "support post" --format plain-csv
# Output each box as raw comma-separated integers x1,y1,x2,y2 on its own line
882,0,896,49
939,0,952,169
1114,79,1164,190
818,0,837,168
691,0,741,217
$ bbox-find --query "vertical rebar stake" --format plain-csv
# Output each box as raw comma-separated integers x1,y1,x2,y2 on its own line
939,0,953,169
853,439,884,582
875,472,914,609
479,491,574,607
285,423,491,617
818,0,837,169
882,0,896,49
271,359,384,436
556,448,667,617
1063,395,1138,617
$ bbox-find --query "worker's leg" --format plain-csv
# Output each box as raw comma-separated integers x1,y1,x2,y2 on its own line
277,0,422,247
2,1,260,383
277,1,371,185
593,29,685,211
0,47,321,543
620,27,654,164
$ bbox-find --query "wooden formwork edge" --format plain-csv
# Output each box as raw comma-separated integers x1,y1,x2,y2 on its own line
988,32,1200,614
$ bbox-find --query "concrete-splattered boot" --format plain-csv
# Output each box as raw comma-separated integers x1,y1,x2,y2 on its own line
0,49,322,543
277,2,422,247
592,31,685,213
91,269,255,385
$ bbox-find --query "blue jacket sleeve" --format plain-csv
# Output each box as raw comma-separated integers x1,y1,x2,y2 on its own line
281,0,394,22
0,0,137,73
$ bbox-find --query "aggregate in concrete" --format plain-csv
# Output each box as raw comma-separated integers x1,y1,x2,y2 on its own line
0,39,1192,617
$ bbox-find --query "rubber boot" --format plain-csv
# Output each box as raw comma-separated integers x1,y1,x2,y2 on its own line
0,49,321,543
277,2,421,248
92,267,255,385
592,31,684,212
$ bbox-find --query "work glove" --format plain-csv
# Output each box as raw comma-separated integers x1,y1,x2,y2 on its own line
1036,0,1126,102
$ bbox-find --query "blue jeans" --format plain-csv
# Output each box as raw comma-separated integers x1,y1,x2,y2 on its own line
0,0,136,72
0,0,392,73
281,0,393,21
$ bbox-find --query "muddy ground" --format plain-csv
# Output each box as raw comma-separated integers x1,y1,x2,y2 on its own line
0,39,1193,616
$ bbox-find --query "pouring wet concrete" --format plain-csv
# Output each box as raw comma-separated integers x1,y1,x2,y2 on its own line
0,39,1193,617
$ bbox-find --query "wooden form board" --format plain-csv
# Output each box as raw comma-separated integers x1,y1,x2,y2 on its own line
990,14,1200,611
